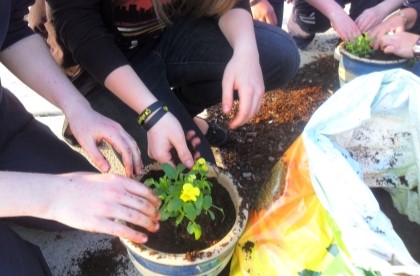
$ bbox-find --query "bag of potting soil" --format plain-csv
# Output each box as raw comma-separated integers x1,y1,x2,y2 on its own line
230,69,420,275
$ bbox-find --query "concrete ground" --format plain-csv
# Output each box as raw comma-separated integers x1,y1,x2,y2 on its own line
1,3,399,275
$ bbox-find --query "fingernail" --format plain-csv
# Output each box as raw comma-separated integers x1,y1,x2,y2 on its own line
185,159,194,168
223,105,229,113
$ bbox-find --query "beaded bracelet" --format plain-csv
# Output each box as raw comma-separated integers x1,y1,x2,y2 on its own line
143,105,169,131
137,101,163,126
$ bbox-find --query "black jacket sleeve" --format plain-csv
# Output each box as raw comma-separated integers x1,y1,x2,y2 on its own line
48,0,129,84
234,0,252,13
1,0,34,51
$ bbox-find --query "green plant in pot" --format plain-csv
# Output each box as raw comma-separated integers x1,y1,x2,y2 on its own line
337,32,410,86
144,158,224,240
343,32,374,58
119,158,249,276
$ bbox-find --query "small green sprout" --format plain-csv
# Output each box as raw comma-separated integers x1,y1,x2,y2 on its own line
344,32,374,58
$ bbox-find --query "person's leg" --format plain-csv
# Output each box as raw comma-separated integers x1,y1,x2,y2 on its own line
154,17,299,116
287,0,345,49
0,223,52,276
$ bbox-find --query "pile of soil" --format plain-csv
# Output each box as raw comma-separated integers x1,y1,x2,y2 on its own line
208,55,340,207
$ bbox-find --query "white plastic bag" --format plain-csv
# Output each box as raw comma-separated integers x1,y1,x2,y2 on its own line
231,69,420,275
304,68,420,274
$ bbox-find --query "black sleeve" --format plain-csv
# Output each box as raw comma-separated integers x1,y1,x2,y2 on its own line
48,0,129,84
1,0,35,51
234,0,252,13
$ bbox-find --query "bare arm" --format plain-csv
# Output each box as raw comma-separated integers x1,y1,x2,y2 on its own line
0,171,160,243
355,0,405,32
0,34,142,177
305,0,361,41
218,8,265,129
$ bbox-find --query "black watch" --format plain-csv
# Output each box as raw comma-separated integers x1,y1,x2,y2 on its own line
413,37,420,57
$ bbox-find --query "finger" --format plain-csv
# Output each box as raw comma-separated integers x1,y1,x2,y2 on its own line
185,130,202,160
124,181,162,208
229,91,253,129
172,136,194,168
104,219,150,244
105,136,136,178
221,73,234,114
80,138,111,173
112,205,160,233
124,134,143,176
250,92,264,121
120,193,160,219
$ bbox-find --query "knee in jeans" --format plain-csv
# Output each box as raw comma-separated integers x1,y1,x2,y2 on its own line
258,28,300,89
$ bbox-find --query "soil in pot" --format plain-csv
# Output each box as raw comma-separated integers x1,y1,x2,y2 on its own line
130,170,237,259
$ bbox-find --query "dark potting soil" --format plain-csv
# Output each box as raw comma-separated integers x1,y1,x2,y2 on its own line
131,170,237,257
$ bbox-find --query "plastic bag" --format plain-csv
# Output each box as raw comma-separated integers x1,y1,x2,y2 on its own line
231,69,420,275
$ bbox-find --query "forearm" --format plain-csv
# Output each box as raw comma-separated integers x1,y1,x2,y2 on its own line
0,171,59,219
104,66,158,114
305,0,345,19
218,8,258,58
0,34,92,119
374,0,405,19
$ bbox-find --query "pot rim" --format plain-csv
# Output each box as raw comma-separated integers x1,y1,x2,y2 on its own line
338,43,408,64
120,162,249,266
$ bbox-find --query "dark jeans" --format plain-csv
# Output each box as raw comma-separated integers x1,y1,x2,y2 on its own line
0,224,52,276
75,18,300,166
292,0,383,34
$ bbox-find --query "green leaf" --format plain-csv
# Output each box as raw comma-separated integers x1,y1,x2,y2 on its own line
187,222,202,240
144,178,156,187
162,163,177,179
175,213,184,226
194,196,203,214
202,195,212,210
167,197,183,212
184,202,197,221
208,210,215,220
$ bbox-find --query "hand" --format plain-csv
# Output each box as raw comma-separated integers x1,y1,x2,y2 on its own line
50,172,161,244
355,7,385,32
66,107,142,178
369,15,405,50
222,52,265,129
329,11,361,42
146,112,195,168
380,31,418,58
251,0,278,25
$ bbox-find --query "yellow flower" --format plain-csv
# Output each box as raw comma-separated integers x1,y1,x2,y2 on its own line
192,157,208,172
180,183,200,202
